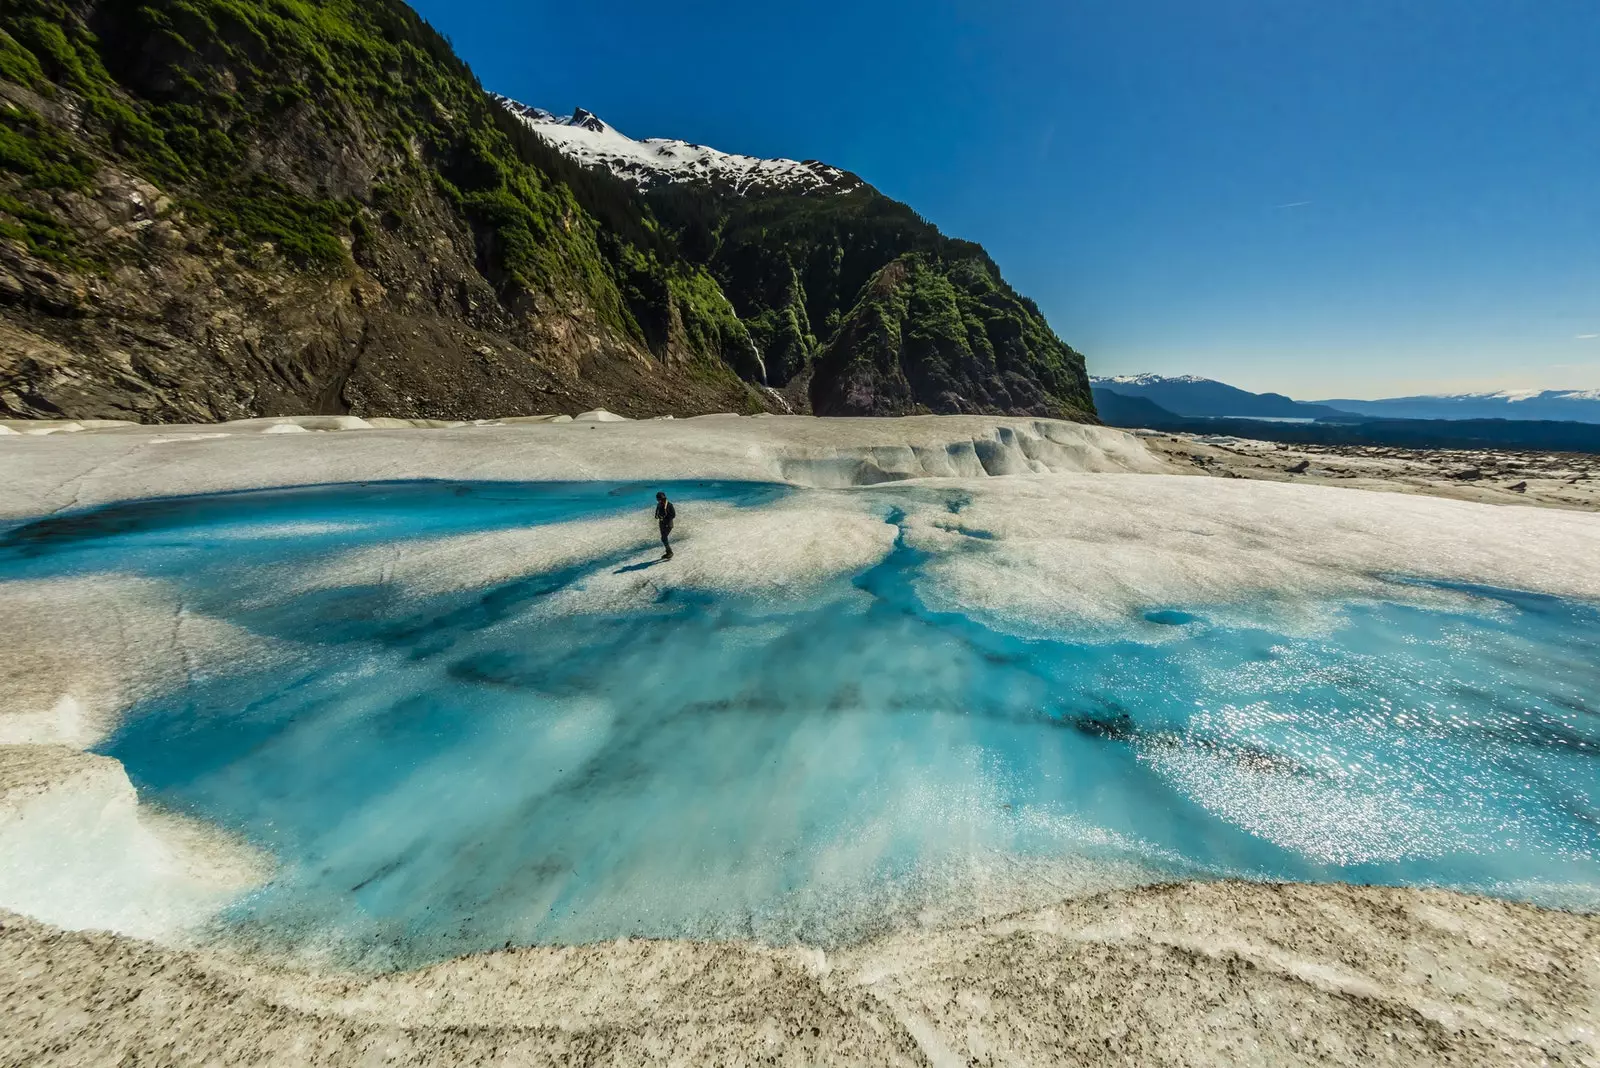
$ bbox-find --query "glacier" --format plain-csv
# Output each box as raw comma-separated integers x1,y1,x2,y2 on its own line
2,416,1599,972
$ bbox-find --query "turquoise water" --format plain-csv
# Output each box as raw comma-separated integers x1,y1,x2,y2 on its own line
4,480,1598,968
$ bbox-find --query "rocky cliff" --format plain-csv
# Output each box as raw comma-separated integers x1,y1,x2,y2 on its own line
0,0,1094,423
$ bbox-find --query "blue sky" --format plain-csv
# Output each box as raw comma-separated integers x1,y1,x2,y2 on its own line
409,0,1599,399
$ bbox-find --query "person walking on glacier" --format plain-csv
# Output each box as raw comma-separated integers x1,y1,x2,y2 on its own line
655,491,676,559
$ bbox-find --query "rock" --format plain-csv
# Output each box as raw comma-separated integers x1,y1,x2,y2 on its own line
1448,468,1483,481
1287,460,1310,474
1509,481,1528,493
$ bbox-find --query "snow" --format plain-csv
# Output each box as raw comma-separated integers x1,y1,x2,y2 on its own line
1492,388,1600,403
1090,373,1216,386
494,97,863,195
1366,388,1600,404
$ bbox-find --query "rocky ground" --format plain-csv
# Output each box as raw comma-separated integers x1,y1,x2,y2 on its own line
1141,431,1600,512
4,880,1597,1067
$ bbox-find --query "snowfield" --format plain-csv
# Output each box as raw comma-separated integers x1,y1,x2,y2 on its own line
495,97,863,194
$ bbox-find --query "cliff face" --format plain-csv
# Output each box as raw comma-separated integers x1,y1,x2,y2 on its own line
0,0,771,421
0,0,1094,423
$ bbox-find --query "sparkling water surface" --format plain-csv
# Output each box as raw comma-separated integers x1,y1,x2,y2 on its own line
4,480,1597,969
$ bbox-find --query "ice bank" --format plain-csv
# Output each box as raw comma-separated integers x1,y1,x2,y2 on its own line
0,746,265,940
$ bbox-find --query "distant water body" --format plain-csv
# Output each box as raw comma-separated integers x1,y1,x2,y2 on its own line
4,481,1597,970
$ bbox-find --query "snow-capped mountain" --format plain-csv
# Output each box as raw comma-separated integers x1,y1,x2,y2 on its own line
494,96,863,195
1089,374,1350,420
1096,373,1214,387
1317,389,1600,424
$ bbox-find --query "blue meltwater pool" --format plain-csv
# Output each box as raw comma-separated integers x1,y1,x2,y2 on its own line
3,480,1597,969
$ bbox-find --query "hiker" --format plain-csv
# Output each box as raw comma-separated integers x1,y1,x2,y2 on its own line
655,491,676,559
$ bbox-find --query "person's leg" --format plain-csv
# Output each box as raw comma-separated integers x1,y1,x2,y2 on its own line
660,522,673,556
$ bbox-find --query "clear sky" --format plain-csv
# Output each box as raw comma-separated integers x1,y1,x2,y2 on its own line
407,0,1600,400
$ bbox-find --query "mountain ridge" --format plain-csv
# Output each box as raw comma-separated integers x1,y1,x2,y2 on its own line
493,96,865,197
1090,374,1348,420
1091,385,1600,455
1093,374,1600,426
1318,389,1600,424
0,0,1092,424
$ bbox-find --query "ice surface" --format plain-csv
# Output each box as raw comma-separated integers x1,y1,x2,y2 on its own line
2,477,1595,966
3,419,1599,962
899,475,1600,635
0,746,266,939
0,415,1164,520
0,575,290,746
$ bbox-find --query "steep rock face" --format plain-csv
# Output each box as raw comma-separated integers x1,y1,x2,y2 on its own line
504,95,1096,421
0,0,1094,424
0,0,767,421
640,173,1096,420
809,254,1092,417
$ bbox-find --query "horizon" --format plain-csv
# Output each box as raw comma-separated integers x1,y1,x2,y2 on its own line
411,0,1599,399
1088,372,1600,403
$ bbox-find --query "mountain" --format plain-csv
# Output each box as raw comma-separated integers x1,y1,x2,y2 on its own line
1091,387,1600,455
1090,387,1183,427
502,97,1094,418
1090,374,1351,420
0,0,1091,424
494,99,863,196
1317,389,1600,425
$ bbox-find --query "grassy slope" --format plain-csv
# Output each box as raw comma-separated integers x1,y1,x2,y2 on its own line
0,0,756,386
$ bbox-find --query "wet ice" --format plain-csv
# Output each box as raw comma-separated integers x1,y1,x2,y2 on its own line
3,480,1597,969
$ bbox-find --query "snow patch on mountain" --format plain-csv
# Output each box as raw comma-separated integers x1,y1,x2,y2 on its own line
1318,388,1600,423
494,96,863,195
1092,374,1216,387
1436,388,1600,403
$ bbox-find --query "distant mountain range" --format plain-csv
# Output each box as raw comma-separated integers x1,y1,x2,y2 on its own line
1317,389,1600,424
1090,375,1600,455
1092,375,1600,426
1090,374,1346,419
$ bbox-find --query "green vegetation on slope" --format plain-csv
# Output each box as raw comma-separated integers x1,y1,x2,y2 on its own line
0,0,752,370
0,0,1089,420
649,183,1094,418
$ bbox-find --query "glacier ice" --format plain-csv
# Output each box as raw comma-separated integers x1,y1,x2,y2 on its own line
0,473,1596,966
2,418,1599,962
